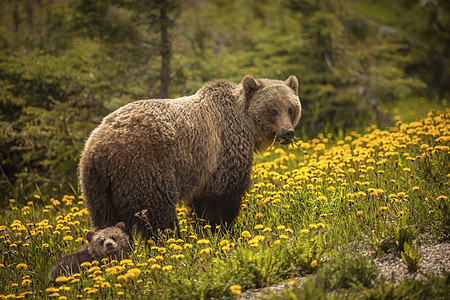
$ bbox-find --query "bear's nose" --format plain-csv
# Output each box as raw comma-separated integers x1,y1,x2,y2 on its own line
105,242,114,250
279,129,295,143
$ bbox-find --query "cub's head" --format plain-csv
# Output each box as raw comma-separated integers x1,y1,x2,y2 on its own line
86,222,131,260
241,75,301,151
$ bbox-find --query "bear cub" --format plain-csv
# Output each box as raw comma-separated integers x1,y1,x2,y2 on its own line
49,222,131,282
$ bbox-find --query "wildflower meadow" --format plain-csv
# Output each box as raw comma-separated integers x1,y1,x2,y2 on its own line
1,108,449,299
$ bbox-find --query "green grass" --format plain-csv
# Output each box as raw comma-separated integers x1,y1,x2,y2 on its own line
1,108,449,299
277,258,449,300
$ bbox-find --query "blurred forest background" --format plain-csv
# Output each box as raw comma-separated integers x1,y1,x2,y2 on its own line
1,0,449,205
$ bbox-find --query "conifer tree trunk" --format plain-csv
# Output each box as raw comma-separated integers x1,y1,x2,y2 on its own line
160,4,171,98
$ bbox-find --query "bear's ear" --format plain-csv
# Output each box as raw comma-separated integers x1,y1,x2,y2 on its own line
285,75,299,95
86,231,94,242
242,75,261,99
115,222,126,231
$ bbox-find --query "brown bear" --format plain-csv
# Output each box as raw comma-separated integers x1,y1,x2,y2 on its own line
79,75,301,239
48,222,131,282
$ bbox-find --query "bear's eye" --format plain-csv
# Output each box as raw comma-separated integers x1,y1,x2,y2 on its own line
100,239,105,246
269,109,278,117
111,236,117,242
288,108,294,117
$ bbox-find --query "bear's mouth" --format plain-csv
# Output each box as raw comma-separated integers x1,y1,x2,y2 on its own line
275,129,295,145
274,134,293,145
105,249,117,256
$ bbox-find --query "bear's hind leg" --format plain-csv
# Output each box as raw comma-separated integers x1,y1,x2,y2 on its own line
134,199,180,240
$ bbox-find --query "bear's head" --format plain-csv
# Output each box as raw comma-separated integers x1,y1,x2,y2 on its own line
86,222,131,260
241,75,301,151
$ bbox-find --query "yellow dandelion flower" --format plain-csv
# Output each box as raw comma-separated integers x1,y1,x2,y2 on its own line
16,263,27,269
289,280,296,286
220,240,229,246
279,234,289,240
310,260,318,268
284,228,294,233
412,186,420,191
117,275,127,281
88,266,101,273
87,288,98,294
437,195,448,201
162,265,173,271
274,239,282,245
317,222,326,228
80,261,91,268
151,264,161,269
199,247,212,254
172,244,183,251
254,224,264,230
276,225,286,230
155,255,164,260
125,268,141,278
48,292,60,297
301,228,309,234
21,279,31,286
230,284,242,295
63,236,73,241
196,239,210,244
254,235,265,241
241,231,251,238
184,243,193,249
55,276,68,283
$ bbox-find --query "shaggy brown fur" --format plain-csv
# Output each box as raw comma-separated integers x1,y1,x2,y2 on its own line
79,75,301,239
48,222,131,282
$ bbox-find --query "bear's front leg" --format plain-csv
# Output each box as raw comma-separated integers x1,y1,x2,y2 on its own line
191,193,243,230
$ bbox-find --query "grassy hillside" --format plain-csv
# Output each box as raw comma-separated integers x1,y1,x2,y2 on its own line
1,108,449,299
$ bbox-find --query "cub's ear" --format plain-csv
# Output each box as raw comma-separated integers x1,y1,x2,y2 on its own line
115,222,126,231
242,75,261,99
86,231,95,242
285,75,299,95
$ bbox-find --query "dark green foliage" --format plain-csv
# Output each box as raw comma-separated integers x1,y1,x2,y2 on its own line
359,273,450,300
280,262,449,299
375,219,416,255
277,254,379,299
312,254,379,291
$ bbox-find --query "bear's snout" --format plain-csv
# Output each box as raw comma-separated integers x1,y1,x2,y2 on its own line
278,129,295,144
104,240,116,251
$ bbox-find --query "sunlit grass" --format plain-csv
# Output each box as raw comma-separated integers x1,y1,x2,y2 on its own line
1,108,449,299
